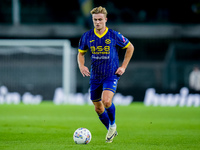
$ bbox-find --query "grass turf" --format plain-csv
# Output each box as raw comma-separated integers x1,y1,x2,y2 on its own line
0,102,200,150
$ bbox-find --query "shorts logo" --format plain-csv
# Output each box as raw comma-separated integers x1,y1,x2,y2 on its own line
114,79,117,85
105,39,111,44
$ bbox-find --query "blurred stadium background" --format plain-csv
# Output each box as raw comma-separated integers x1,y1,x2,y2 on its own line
0,0,200,102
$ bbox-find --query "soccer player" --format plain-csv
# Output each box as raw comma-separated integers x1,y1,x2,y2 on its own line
77,6,134,143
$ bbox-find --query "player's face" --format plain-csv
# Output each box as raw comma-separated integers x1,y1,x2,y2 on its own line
92,13,107,30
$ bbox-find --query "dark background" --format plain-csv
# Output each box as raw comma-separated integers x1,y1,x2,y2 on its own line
0,0,200,101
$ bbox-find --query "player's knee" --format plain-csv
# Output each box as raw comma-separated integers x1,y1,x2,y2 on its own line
94,105,104,114
102,98,112,108
102,91,114,108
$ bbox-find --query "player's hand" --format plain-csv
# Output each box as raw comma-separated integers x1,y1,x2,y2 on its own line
115,67,125,76
79,66,90,77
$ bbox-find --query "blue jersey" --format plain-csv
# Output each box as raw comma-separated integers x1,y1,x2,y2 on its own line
78,27,130,82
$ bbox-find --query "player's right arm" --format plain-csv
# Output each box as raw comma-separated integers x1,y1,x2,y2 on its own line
77,52,90,77
77,32,90,77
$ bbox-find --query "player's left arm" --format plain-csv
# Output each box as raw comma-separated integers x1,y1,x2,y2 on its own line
115,43,134,76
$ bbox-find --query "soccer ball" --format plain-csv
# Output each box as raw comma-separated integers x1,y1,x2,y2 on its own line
73,128,92,144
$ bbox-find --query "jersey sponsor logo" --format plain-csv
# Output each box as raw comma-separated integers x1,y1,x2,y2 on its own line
90,46,110,54
92,55,110,59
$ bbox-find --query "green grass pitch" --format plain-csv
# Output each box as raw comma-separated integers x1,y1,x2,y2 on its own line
0,102,200,150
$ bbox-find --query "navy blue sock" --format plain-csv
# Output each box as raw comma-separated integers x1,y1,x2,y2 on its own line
106,103,115,125
98,110,110,130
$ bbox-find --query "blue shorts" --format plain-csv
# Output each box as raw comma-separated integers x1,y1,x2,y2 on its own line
90,76,119,102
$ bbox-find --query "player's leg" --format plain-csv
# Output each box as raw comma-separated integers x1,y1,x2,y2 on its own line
102,90,118,143
102,77,119,143
102,77,119,127
90,84,110,130
102,90,116,126
92,101,109,130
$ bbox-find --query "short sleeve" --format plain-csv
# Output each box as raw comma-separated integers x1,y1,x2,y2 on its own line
78,33,88,53
116,32,130,49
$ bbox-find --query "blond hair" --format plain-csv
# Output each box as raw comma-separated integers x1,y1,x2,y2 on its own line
90,6,108,17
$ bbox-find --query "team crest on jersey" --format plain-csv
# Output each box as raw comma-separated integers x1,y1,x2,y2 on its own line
105,39,111,44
